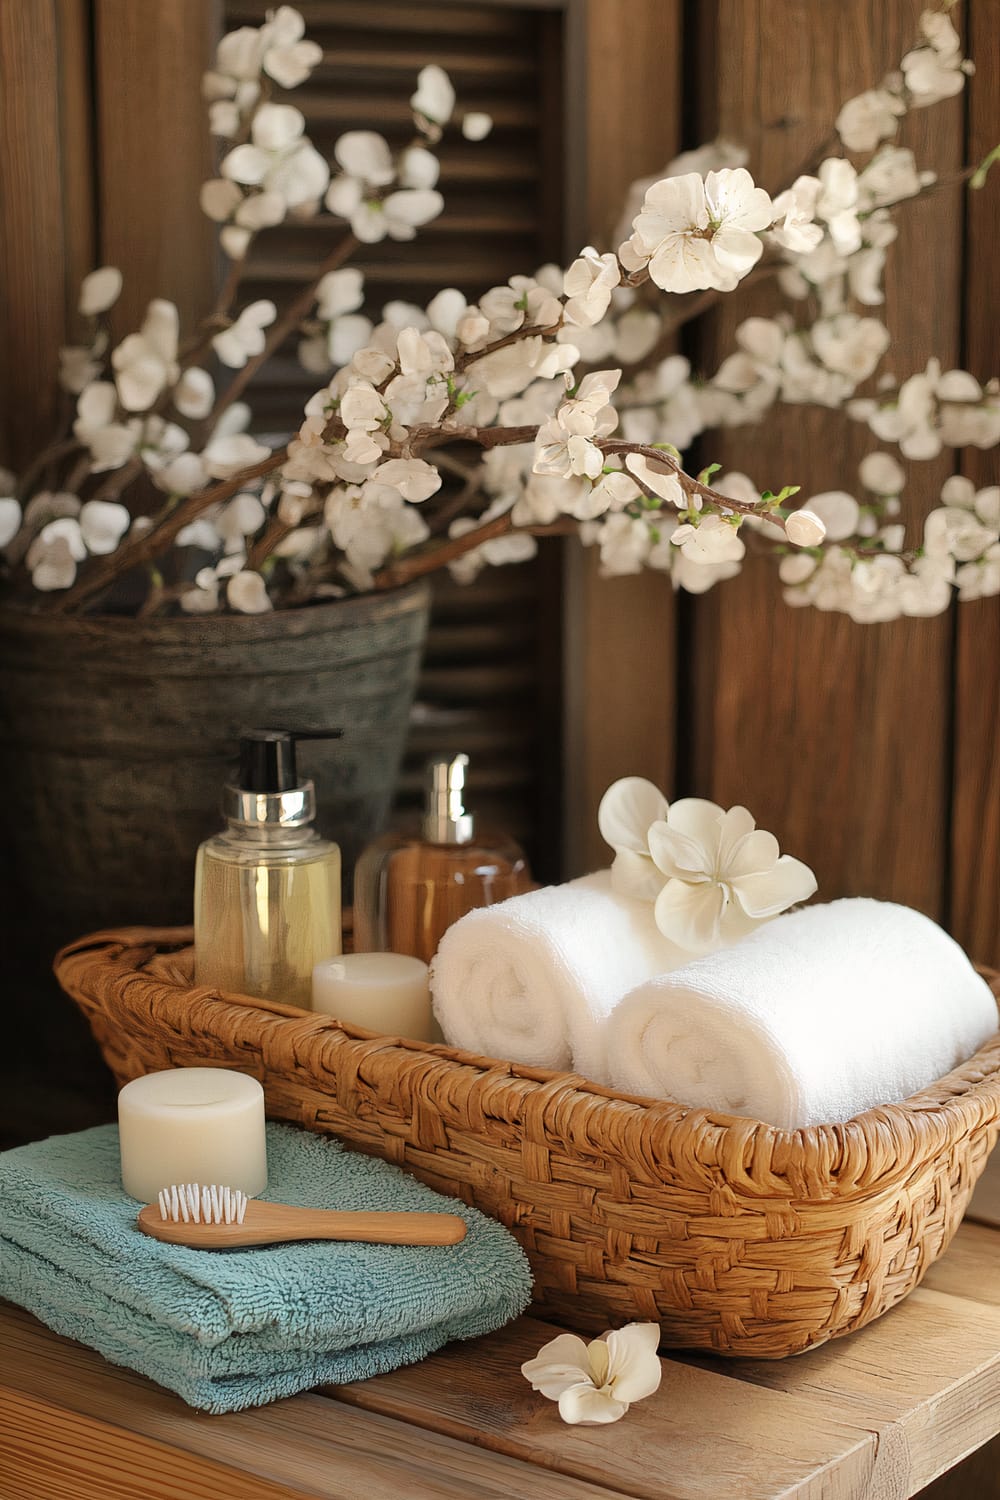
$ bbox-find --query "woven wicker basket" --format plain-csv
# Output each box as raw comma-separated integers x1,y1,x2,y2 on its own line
55,926,1000,1359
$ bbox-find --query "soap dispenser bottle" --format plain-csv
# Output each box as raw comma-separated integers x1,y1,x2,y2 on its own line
353,753,532,964
194,729,343,1007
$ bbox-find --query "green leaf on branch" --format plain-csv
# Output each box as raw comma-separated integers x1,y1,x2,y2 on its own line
971,144,1000,190
651,442,682,462
455,388,478,409
697,462,721,485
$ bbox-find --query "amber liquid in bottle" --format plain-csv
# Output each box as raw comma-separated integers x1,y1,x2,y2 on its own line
353,830,530,964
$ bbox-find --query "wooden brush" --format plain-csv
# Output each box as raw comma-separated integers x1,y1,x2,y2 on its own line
137,1183,467,1249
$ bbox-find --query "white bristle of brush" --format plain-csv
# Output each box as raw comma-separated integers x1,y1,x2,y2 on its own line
156,1184,249,1225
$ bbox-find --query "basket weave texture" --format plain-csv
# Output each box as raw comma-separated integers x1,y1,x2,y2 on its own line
56,927,1000,1359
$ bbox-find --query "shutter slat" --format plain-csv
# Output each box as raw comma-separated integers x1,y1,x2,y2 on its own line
222,0,562,871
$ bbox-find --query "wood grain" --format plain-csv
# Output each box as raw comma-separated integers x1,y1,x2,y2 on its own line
688,1229,1000,1496
949,0,1000,970
562,0,680,877
93,0,216,331
0,1387,304,1500
0,1304,624,1500
332,1315,882,1500
0,1,71,469
686,1,963,920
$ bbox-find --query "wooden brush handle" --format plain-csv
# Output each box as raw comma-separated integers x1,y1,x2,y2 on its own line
137,1200,467,1249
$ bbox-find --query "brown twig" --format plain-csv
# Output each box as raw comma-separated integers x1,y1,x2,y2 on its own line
209,233,358,427
373,514,575,588
52,449,288,613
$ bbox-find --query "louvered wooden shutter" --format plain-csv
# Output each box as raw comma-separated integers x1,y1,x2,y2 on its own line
224,0,566,872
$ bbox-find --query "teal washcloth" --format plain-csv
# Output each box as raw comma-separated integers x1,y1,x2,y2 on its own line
0,1122,533,1412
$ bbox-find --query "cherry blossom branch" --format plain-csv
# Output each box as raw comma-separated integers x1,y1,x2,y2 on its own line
209,232,358,426
599,440,789,526
52,449,288,613
373,513,575,588
455,322,561,375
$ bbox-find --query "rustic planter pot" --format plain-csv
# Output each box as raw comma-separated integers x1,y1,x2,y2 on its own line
0,582,430,943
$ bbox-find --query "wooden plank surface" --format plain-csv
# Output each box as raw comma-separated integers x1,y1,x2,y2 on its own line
332,1315,880,1500
0,1304,624,1500
93,0,216,331
5,1203,1000,1500
949,0,1000,971
686,1,963,922
0,1387,304,1500
0,1,72,469
562,0,680,878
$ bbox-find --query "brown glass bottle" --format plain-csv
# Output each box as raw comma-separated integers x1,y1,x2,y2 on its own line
353,754,532,964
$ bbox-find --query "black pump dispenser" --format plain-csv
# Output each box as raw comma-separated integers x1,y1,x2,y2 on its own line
237,729,344,794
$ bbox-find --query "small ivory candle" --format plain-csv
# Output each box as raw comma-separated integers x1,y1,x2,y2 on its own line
118,1068,267,1203
312,952,435,1041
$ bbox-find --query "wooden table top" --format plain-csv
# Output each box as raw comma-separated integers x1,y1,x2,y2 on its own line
3,1154,1000,1500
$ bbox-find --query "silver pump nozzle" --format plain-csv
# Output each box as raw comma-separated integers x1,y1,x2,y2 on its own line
422,754,474,844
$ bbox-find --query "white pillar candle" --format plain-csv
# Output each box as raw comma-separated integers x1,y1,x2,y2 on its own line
312,953,435,1041
118,1068,267,1203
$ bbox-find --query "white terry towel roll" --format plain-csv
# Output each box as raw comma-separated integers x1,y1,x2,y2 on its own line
430,871,686,1075
604,898,999,1131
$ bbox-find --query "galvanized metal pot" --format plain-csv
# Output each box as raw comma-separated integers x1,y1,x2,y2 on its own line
0,582,430,942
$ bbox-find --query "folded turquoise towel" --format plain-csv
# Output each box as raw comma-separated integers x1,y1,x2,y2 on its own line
0,1122,532,1412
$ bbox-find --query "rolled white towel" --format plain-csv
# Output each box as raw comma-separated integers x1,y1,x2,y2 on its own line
604,898,999,1131
430,871,687,1074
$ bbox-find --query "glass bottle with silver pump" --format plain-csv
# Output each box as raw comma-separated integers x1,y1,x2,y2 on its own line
353,753,531,963
194,730,342,1007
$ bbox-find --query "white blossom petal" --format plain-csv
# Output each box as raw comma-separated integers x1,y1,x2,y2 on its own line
79,499,130,555
598,776,670,854
0,497,22,549
79,266,123,316
227,570,272,613
174,367,215,420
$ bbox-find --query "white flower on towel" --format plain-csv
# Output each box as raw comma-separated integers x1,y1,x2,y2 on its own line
647,799,817,954
521,1323,661,1425
597,777,670,901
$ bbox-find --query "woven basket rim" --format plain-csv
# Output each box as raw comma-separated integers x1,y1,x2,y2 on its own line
55,925,1000,1198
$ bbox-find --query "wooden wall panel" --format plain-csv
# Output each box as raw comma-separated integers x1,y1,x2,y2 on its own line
562,0,680,875
93,0,218,330
686,1,964,920
0,2,80,470
950,0,1000,968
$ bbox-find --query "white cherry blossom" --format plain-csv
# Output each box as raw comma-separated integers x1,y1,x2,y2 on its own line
672,512,746,565
859,451,904,495
768,175,823,254
111,300,180,411
227,570,272,613
521,1324,661,1426
410,65,454,130
79,266,123,316
815,158,862,254
221,103,329,209
212,301,277,368
202,431,271,479
562,248,621,327
804,490,860,540
0,497,22,549
835,89,906,152
784,508,826,547
73,383,138,471
373,457,441,502
461,112,493,141
173,367,215,419
79,499,130,555
628,168,773,293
